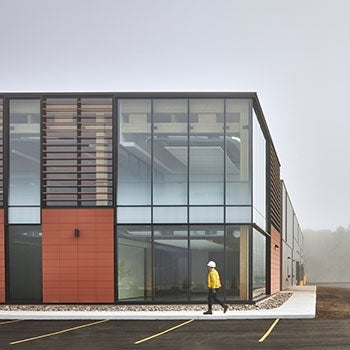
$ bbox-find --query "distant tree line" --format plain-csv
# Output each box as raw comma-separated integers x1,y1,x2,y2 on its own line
304,226,350,283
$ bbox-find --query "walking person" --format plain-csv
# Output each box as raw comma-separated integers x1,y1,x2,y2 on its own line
203,260,229,315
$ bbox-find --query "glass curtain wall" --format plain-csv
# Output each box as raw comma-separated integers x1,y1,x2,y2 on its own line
116,98,254,302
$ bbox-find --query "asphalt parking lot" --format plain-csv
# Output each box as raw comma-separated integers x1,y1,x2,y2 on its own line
1,318,350,350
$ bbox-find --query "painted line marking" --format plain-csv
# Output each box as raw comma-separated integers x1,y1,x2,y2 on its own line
258,318,280,343
134,319,195,345
10,319,109,345
0,320,23,325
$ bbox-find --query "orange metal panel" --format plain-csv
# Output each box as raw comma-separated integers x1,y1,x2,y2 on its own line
0,209,4,302
270,225,281,294
42,208,114,303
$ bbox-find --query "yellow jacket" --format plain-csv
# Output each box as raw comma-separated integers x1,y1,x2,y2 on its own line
207,268,222,289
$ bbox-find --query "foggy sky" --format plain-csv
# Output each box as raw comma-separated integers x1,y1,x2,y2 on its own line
1,0,349,231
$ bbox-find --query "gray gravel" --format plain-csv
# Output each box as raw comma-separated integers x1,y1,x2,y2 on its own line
0,292,292,312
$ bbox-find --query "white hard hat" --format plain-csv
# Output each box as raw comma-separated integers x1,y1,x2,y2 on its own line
207,260,216,268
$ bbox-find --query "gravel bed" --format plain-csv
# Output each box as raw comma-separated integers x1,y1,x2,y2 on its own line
0,292,292,312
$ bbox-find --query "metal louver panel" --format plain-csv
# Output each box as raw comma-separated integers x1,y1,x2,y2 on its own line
270,145,281,231
42,97,113,206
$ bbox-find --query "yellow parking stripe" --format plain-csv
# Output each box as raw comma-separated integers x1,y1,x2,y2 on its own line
258,318,279,343
0,320,22,325
134,319,195,345
10,319,109,345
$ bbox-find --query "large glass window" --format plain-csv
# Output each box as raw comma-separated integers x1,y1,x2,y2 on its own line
154,225,188,301
189,99,224,205
252,229,266,299
225,225,249,301
9,100,40,223
117,225,152,301
116,224,252,302
8,225,42,302
117,100,151,206
153,99,188,205
252,110,266,230
225,99,251,205
189,225,224,301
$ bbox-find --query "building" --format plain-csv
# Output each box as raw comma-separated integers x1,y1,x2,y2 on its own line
0,92,303,304
281,181,304,289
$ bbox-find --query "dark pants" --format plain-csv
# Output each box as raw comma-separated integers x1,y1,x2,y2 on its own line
207,288,224,309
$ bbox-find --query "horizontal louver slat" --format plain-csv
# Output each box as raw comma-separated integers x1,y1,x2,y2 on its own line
270,145,281,232
42,97,113,207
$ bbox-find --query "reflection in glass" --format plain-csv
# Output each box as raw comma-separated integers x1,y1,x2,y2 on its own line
252,229,266,299
225,206,251,223
154,225,188,301
114,97,263,303
9,100,40,207
8,225,42,302
225,99,251,205
8,207,40,224
189,99,224,205
153,206,187,223
153,99,188,205
189,206,223,223
118,100,152,205
117,207,151,223
253,110,266,229
225,225,240,300
117,225,152,301
189,225,224,301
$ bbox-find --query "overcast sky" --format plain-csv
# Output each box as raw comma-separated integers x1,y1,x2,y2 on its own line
0,0,349,231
